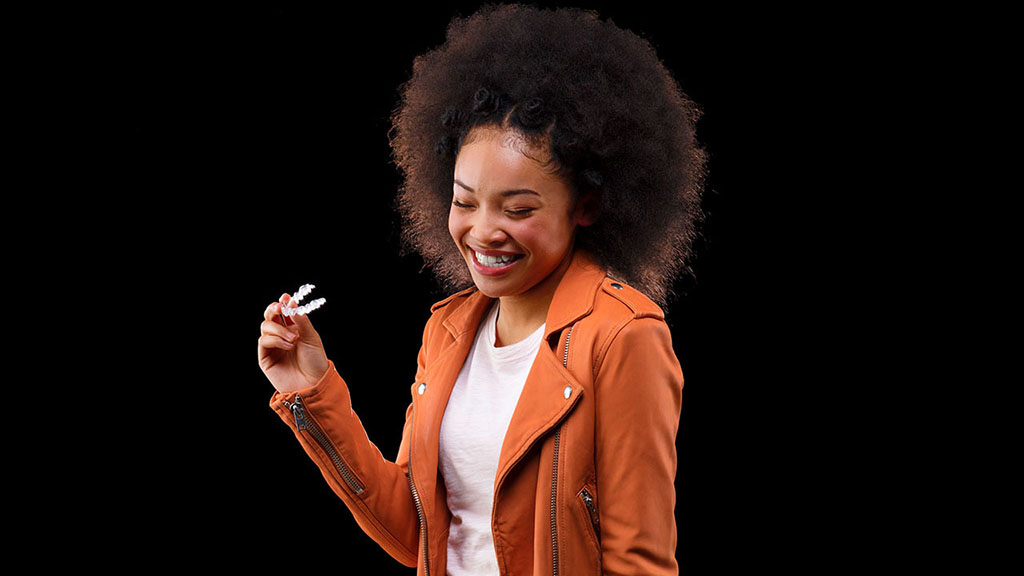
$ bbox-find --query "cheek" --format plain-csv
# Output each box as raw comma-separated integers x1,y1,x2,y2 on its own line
511,218,562,252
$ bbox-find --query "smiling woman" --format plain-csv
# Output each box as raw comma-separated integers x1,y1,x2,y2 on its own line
447,124,599,345
259,3,707,575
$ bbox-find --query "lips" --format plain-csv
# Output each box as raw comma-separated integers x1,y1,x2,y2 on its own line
470,246,522,256
469,247,524,276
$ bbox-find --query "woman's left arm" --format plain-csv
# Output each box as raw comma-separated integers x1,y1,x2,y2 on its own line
593,316,685,575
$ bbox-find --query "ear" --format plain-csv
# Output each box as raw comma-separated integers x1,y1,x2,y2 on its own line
574,189,600,227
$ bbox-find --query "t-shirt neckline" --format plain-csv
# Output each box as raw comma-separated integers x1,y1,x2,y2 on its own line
485,300,546,360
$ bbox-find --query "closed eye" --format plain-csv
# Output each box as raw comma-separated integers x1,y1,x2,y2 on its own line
452,200,533,217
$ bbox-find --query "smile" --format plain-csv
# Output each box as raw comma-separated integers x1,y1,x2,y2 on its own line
470,248,524,276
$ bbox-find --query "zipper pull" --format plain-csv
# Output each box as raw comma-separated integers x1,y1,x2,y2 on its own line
581,488,601,537
289,395,307,431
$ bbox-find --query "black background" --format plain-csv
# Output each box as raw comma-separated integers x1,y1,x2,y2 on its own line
92,1,869,572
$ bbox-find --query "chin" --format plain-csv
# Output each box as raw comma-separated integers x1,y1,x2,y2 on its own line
470,277,519,299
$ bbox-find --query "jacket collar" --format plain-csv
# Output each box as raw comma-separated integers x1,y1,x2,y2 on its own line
441,247,608,342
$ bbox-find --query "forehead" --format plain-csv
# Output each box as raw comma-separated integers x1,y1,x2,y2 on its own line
454,127,566,196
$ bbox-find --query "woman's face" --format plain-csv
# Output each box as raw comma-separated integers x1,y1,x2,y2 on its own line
448,126,588,300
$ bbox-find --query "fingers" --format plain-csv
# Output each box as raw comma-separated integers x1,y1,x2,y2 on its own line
263,294,297,326
262,290,318,341
259,332,295,352
280,293,297,326
264,297,288,322
284,300,314,331
278,294,316,332
261,318,299,346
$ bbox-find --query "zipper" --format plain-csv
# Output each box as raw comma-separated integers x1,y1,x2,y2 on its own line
551,426,561,575
408,399,429,575
580,487,601,542
283,395,365,494
552,324,574,576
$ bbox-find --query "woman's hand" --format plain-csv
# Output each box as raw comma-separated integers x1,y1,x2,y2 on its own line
258,293,330,394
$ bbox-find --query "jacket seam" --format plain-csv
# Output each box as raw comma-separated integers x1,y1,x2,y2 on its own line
593,316,634,377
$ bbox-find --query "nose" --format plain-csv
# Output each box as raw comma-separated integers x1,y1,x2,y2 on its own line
469,209,509,246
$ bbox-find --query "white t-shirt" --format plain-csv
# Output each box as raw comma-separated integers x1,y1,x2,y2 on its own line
438,299,546,576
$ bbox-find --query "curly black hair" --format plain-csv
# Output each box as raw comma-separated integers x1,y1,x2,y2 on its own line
388,2,708,308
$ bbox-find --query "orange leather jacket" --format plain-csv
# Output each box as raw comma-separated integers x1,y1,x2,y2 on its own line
269,248,685,575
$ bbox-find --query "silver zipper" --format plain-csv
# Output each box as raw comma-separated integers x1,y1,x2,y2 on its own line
552,324,574,576
580,487,601,542
284,395,365,494
408,398,429,575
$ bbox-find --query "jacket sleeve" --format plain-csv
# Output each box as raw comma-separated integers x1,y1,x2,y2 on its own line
267,317,434,568
593,316,684,575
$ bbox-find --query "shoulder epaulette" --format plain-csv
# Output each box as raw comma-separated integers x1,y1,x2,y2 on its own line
599,276,665,320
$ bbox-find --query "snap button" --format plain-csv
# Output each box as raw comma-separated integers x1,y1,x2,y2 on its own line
610,282,623,290
418,383,427,395
563,386,572,399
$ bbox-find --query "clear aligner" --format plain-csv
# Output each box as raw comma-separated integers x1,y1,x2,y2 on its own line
292,283,315,305
282,297,326,316
282,283,326,316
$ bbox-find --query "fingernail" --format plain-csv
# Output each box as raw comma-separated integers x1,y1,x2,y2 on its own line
286,332,297,341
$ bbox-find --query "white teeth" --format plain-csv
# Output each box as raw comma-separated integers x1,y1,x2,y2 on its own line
474,250,520,267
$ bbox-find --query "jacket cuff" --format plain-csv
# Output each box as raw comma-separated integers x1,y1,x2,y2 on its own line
268,360,340,424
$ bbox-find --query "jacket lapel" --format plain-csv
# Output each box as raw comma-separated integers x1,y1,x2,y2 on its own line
412,290,492,520
416,248,608,511
497,248,607,489
493,338,583,491
540,247,607,343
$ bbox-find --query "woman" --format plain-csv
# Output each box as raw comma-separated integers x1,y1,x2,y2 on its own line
258,4,707,574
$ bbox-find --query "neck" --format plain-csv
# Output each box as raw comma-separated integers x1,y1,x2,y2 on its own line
495,245,575,342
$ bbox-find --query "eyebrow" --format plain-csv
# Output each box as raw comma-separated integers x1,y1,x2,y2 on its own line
454,179,540,198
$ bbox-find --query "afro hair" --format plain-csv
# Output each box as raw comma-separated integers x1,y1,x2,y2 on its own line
388,2,709,309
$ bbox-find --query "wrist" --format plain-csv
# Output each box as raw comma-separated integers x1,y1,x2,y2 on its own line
306,358,331,389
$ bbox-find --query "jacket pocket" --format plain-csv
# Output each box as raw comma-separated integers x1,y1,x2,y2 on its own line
576,484,601,547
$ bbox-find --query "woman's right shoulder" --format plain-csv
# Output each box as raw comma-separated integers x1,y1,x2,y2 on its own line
419,285,480,355
429,285,479,313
